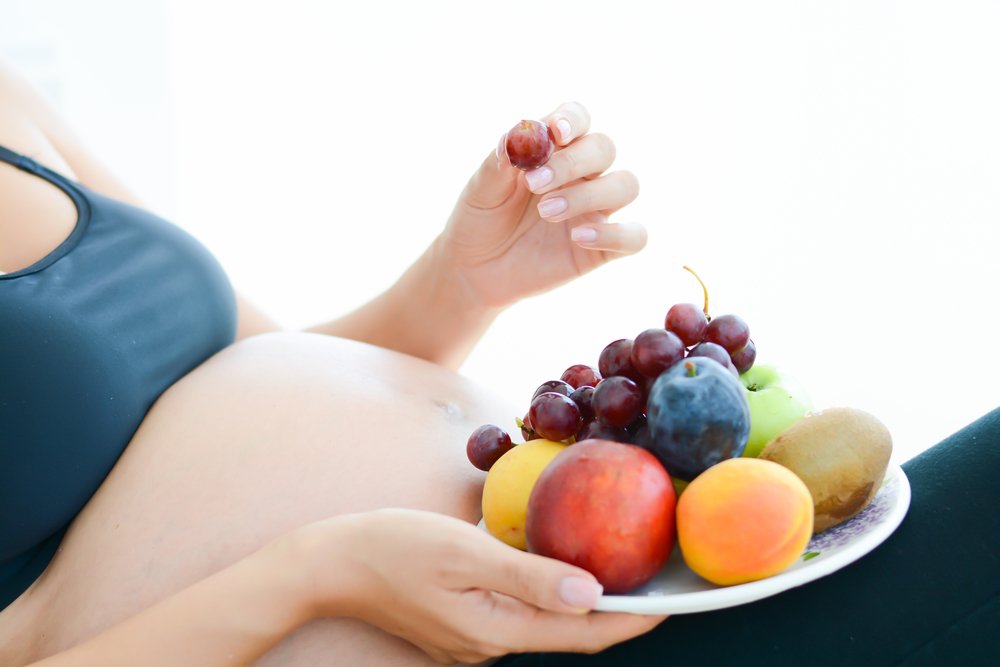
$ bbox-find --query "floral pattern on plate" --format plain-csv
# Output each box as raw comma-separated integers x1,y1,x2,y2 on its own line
805,471,899,555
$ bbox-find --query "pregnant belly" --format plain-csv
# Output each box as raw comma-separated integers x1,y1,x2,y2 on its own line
1,332,516,661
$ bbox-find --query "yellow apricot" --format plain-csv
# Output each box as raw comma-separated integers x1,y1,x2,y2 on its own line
677,458,813,586
482,439,567,550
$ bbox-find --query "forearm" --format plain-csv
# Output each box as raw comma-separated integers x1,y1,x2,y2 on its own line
30,536,313,667
306,236,502,370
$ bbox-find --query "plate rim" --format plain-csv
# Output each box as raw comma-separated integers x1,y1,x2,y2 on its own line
594,462,912,614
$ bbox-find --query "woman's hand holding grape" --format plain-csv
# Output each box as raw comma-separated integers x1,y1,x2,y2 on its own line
436,102,646,312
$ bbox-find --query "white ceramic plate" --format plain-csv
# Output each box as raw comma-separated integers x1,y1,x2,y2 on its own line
480,463,910,615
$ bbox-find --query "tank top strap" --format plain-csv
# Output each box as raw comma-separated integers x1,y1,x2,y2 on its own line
0,145,41,172
0,144,73,186
0,144,92,280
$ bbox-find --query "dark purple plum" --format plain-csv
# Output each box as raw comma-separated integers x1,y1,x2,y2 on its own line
645,357,750,481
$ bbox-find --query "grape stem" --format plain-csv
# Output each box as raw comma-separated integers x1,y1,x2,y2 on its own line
514,416,534,440
684,360,697,377
682,266,711,321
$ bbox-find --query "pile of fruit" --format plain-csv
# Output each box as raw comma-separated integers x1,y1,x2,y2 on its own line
468,267,756,470
468,270,892,595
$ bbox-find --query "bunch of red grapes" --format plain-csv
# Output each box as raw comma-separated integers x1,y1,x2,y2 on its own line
468,270,757,471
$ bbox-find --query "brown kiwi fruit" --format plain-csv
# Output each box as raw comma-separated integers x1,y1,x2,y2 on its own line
759,407,892,534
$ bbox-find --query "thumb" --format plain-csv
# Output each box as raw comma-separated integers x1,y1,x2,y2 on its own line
460,132,524,210
475,539,604,614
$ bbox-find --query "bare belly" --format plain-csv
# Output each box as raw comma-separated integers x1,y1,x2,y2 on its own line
0,332,515,664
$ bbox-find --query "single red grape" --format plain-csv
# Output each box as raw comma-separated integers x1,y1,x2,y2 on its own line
688,341,730,368
532,379,574,401
599,339,643,383
466,424,514,471
592,376,643,427
731,338,756,375
560,364,602,389
576,419,631,444
665,303,708,347
569,385,596,421
528,392,582,442
704,314,750,355
631,328,685,378
505,119,555,170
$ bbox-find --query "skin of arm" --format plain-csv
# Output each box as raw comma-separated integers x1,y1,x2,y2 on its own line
305,105,644,370
25,511,663,666
304,237,501,371
27,534,317,667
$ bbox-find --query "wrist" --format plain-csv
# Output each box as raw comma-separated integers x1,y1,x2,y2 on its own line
276,515,367,622
377,236,502,369
427,233,505,322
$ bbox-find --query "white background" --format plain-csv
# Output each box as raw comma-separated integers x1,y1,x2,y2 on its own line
2,1,998,464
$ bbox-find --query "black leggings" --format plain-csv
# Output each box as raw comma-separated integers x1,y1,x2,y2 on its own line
500,406,1000,666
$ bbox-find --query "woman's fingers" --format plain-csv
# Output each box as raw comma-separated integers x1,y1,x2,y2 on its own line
570,220,648,256
537,170,639,223
524,132,617,194
516,608,667,655
541,101,591,145
470,535,605,614
471,590,668,656
465,101,595,210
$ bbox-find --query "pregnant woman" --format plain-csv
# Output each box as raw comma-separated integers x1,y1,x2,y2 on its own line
0,57,661,666
5,54,1000,667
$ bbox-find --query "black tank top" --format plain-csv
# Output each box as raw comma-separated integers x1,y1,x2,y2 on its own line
0,146,237,609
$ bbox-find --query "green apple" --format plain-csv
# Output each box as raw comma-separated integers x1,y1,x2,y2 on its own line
740,364,814,458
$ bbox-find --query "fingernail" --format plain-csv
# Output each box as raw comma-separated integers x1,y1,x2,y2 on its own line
524,166,554,192
559,577,603,610
496,132,508,168
556,119,572,142
537,197,568,219
571,227,598,243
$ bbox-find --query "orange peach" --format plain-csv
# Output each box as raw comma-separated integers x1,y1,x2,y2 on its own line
677,458,813,586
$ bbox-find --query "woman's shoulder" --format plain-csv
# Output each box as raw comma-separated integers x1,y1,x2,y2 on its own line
0,58,145,274
0,58,79,178
0,57,143,203
0,94,79,272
